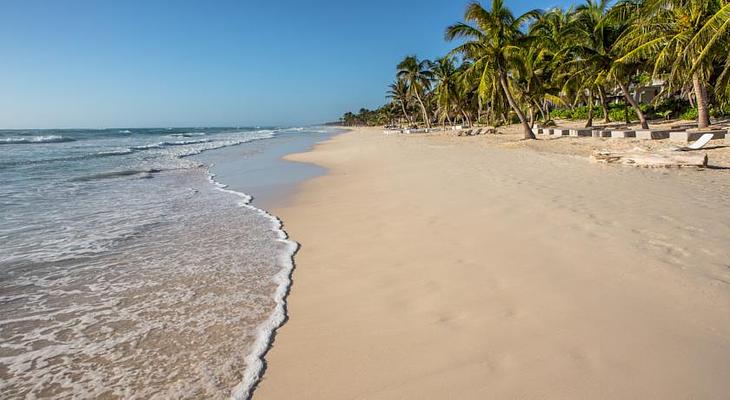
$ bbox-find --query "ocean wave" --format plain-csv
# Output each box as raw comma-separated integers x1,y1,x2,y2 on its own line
281,127,304,132
162,139,211,146
131,139,211,151
0,148,136,168
169,132,207,138
97,148,134,156
131,143,162,150
71,168,163,182
0,135,76,144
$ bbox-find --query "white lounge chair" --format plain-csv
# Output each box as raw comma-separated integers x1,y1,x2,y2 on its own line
677,133,715,151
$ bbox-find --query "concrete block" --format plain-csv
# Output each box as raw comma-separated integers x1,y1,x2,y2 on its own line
569,128,593,137
669,130,726,143
610,130,636,138
635,130,670,140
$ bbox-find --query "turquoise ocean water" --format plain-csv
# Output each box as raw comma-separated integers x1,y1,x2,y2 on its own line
0,127,334,399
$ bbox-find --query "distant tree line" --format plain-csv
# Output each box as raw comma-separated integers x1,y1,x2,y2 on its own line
339,104,400,126
340,0,730,138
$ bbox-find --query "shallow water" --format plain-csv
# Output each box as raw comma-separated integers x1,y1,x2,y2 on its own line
0,127,335,399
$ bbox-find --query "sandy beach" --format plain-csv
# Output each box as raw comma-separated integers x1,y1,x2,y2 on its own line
255,127,730,399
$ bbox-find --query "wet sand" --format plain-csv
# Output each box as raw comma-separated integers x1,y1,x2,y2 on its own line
255,127,730,399
194,128,338,209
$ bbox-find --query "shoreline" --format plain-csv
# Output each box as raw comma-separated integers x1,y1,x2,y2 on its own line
194,127,343,210
255,126,730,399
205,171,298,400
196,127,347,398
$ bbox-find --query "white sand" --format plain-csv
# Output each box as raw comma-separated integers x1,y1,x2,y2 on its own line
254,127,730,399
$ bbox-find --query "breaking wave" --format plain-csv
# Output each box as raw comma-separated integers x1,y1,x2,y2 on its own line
0,135,76,144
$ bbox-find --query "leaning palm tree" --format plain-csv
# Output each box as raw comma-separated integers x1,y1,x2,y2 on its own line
446,0,541,139
616,0,725,128
387,78,412,125
510,45,553,127
397,55,434,128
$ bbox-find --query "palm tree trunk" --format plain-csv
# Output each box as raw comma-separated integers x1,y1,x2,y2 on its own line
499,73,535,139
692,73,711,129
529,105,535,128
399,102,411,125
535,100,547,124
585,89,594,128
617,80,649,129
477,95,482,123
413,90,430,128
542,100,551,123
598,87,610,123
462,110,472,127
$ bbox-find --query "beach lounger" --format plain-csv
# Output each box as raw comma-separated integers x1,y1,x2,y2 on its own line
675,133,717,151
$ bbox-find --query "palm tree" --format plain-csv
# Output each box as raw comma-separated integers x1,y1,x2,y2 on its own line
446,0,541,139
432,56,460,126
686,1,730,105
510,45,553,127
567,0,649,129
528,7,576,124
387,78,412,125
397,55,434,128
616,0,725,128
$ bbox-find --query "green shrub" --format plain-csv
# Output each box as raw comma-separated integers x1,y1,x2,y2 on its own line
570,106,588,119
709,105,730,118
608,108,624,122
608,107,637,122
680,107,698,120
549,106,604,120
653,98,689,119
550,108,572,119
656,110,673,120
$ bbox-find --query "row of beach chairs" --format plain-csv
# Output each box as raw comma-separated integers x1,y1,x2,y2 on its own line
454,127,497,136
382,127,445,134
533,126,728,144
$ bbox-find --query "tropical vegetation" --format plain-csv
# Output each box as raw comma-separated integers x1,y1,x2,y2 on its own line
340,0,730,139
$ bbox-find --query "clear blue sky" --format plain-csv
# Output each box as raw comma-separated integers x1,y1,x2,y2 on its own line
0,0,577,128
